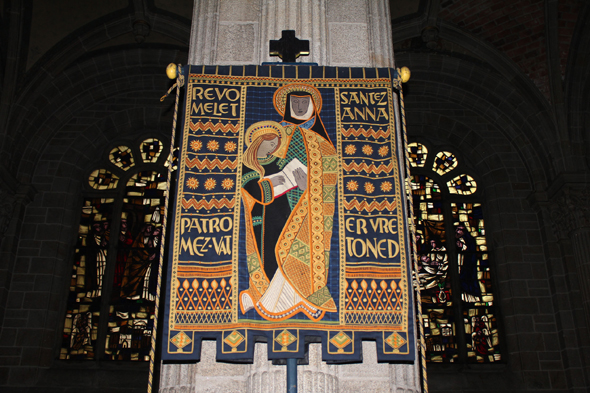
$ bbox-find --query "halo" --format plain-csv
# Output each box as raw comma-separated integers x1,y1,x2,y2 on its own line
245,121,286,148
273,83,322,117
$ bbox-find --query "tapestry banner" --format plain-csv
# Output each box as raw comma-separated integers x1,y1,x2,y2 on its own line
162,65,414,363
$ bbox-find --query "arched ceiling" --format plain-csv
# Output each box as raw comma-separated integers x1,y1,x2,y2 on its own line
27,0,193,69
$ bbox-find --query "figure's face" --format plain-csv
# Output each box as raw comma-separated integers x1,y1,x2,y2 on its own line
290,95,312,120
257,136,279,158
455,227,464,238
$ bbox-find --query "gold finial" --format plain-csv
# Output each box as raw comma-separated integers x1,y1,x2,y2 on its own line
400,67,411,83
166,63,177,79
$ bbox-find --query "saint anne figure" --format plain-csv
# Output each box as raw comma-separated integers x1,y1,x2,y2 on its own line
240,84,338,321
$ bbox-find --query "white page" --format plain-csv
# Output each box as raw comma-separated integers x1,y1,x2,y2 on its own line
264,158,307,197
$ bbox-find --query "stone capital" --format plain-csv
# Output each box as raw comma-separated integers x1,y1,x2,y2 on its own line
548,187,590,239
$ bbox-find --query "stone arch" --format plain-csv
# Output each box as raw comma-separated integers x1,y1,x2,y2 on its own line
10,45,184,370
395,53,562,383
392,17,554,128
564,3,590,168
23,8,189,79
8,47,186,183
397,51,553,190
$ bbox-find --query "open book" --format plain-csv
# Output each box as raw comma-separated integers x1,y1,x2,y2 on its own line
264,158,307,197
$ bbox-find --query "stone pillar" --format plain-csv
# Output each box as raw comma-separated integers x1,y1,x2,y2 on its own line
162,1,421,391
337,342,419,393
0,180,35,329
160,341,250,392
188,0,394,67
549,188,590,329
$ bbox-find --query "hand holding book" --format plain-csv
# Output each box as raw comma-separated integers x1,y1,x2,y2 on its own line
264,158,308,197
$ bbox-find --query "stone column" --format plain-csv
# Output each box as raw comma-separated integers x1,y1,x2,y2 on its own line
549,188,590,329
163,1,421,391
188,0,394,67
0,181,35,329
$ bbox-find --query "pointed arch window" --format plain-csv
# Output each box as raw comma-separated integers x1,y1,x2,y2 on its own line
408,142,501,363
60,136,173,361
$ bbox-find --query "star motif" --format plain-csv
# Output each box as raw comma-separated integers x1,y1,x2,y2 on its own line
204,178,217,190
221,178,234,190
190,140,202,152
347,180,359,191
186,177,199,189
224,141,237,153
344,144,356,155
207,140,219,152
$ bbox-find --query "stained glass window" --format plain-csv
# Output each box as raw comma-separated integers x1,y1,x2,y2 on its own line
408,142,428,167
447,174,477,195
61,198,114,360
89,169,119,190
61,137,169,361
408,143,501,364
141,138,163,163
432,151,458,175
109,146,135,170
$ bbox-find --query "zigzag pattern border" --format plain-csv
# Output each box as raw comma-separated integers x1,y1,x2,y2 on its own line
190,121,240,134
342,161,393,174
343,198,397,212
341,126,390,139
181,198,235,210
185,157,238,170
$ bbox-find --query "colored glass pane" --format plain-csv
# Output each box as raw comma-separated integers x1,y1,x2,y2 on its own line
452,203,492,306
410,174,441,201
407,142,428,167
432,151,457,175
452,203,487,251
464,308,501,363
411,175,451,305
105,170,165,361
423,308,458,362
165,146,179,172
410,144,500,364
109,146,135,170
60,198,114,360
418,252,451,305
89,169,119,189
447,174,477,195
141,138,163,163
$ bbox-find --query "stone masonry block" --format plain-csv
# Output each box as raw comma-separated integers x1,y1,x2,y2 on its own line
327,0,367,23
523,370,551,390
195,340,249,377
7,366,40,386
519,351,540,370
23,292,51,310
6,292,24,309
16,329,44,347
30,258,57,275
219,0,260,21
328,23,369,66
216,23,259,64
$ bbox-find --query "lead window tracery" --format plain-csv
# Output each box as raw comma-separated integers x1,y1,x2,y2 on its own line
409,142,501,363
61,136,171,361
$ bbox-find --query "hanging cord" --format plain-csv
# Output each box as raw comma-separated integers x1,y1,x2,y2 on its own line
148,64,185,393
397,67,429,393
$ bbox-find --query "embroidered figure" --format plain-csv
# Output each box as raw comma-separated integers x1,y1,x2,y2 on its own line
240,84,338,321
